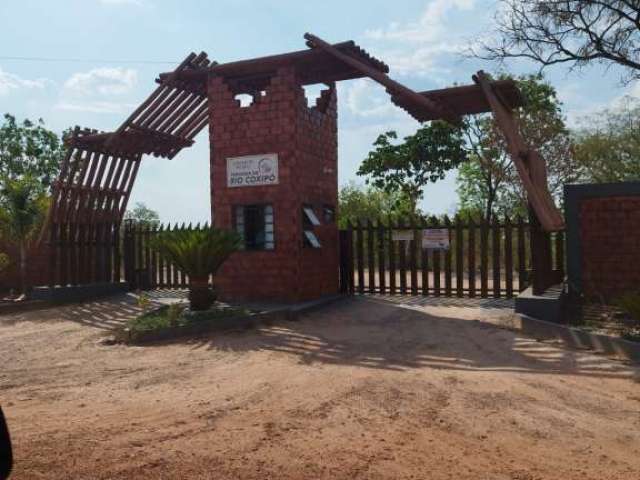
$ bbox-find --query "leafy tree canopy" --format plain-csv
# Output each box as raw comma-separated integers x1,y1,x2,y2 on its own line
456,73,581,221
357,121,467,215
124,202,161,227
338,182,418,227
0,114,65,191
573,98,640,183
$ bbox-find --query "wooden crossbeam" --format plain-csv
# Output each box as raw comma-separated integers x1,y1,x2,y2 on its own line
156,41,389,85
304,32,461,126
68,127,194,157
127,124,194,148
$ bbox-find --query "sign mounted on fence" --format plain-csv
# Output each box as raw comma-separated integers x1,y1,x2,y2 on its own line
422,229,450,250
392,230,414,242
227,153,279,188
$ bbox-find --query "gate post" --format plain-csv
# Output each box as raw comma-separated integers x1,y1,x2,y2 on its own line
339,226,354,294
123,220,136,290
529,207,555,295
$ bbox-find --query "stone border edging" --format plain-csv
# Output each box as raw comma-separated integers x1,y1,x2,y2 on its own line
118,294,346,345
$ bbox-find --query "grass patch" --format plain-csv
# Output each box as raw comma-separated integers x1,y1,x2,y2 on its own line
127,303,251,333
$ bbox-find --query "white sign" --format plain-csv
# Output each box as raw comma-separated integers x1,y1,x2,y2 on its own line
227,153,278,188
392,230,414,242
422,229,450,250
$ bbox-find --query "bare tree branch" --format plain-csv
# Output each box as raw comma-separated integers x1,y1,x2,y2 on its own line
473,1,640,83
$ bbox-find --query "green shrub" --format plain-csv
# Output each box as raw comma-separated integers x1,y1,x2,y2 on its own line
126,304,249,333
616,291,640,341
616,292,640,322
150,228,241,310
150,228,241,280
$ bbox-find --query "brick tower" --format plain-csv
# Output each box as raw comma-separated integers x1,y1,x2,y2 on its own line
207,67,339,302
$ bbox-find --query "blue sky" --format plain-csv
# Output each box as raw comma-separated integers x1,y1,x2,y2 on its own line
1,0,636,223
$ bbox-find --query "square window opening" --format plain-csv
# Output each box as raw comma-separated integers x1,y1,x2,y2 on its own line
234,204,274,251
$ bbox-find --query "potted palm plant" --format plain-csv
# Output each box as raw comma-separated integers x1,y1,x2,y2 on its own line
150,228,241,311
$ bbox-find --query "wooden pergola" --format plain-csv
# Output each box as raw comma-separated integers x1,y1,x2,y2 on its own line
43,33,563,292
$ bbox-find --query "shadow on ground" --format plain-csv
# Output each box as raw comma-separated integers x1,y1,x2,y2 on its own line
56,290,188,331
48,291,638,381
182,296,638,381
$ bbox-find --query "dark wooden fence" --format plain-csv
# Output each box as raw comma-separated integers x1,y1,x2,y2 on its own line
339,216,565,298
47,222,121,287
45,216,565,298
123,220,210,290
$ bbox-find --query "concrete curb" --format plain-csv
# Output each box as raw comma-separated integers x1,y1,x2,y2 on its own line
0,282,131,317
119,294,347,345
499,313,640,363
0,299,52,316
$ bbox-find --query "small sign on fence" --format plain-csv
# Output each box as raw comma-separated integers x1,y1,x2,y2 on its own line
422,229,450,250
392,230,414,242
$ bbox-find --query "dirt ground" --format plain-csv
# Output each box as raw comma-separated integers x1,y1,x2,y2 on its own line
1,293,640,480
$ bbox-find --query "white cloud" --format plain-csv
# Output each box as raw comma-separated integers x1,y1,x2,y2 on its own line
55,67,138,114
0,68,51,96
64,67,137,96
341,79,404,118
363,0,480,77
560,78,640,128
55,100,137,114
365,0,475,44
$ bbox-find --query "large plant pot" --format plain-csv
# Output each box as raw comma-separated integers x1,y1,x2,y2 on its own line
188,277,215,311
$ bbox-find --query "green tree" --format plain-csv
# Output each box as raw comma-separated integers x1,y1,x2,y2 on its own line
0,176,47,293
573,98,640,183
358,122,467,216
124,202,161,227
0,114,64,191
456,74,581,221
0,114,65,291
338,182,416,227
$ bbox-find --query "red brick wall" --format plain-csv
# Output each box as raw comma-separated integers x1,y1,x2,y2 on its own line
580,195,640,300
208,67,339,303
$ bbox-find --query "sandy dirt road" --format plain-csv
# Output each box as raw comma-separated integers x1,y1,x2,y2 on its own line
1,294,639,480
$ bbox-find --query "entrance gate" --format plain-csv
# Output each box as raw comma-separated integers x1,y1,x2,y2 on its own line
339,216,565,298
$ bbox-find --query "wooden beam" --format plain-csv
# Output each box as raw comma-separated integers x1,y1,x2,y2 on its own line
157,41,389,85
304,32,461,125
418,80,524,118
473,70,564,232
